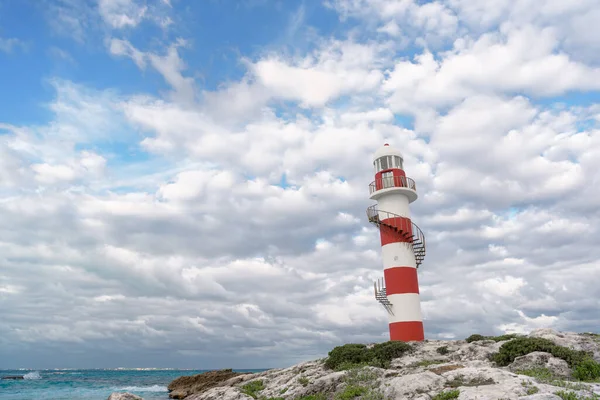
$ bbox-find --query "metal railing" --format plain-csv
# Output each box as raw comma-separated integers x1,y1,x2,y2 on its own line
366,205,426,268
374,277,394,315
369,176,416,194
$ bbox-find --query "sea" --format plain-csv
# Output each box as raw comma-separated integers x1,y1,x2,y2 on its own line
0,369,267,400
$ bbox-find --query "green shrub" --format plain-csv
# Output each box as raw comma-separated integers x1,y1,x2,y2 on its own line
436,346,449,355
298,376,310,386
324,344,372,370
526,386,539,395
240,380,265,399
491,337,591,367
491,334,520,342
370,341,412,368
335,384,368,399
572,357,600,381
344,366,379,385
432,389,460,400
555,391,579,400
466,333,520,343
324,341,412,370
549,345,591,367
465,334,486,343
553,390,600,400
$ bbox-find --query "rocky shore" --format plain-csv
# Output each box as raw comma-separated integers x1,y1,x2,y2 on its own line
109,328,600,400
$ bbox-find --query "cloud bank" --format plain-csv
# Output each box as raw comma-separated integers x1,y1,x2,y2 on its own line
0,0,599,369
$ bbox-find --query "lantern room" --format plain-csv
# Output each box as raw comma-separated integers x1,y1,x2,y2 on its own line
369,143,417,203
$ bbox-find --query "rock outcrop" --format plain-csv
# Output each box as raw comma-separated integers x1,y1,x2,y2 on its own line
168,329,600,400
168,368,252,399
508,352,571,377
107,393,144,400
1,375,24,380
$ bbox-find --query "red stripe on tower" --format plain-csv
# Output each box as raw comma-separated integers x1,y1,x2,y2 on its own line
384,267,419,295
389,321,425,342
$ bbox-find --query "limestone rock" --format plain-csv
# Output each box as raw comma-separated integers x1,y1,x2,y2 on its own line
449,340,504,363
167,369,251,399
168,329,600,400
380,371,444,398
518,394,563,400
509,351,571,377
530,328,600,362
107,393,144,400
185,386,253,400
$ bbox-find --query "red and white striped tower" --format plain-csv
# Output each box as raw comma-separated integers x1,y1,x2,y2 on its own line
367,143,426,342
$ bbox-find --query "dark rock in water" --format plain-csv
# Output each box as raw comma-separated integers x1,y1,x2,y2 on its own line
107,392,144,400
1,376,24,380
167,369,252,399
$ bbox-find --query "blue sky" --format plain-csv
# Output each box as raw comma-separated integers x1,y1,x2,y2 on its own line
1,0,600,370
0,0,345,125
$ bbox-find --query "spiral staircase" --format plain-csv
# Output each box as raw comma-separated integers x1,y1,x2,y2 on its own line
367,205,426,314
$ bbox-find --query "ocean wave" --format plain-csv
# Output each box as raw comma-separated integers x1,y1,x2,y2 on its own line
116,385,168,392
47,371,82,375
23,372,41,380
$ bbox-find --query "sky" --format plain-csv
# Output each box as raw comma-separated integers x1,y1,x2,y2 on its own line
0,0,599,370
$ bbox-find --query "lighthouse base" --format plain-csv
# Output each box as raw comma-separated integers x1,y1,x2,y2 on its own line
389,321,424,342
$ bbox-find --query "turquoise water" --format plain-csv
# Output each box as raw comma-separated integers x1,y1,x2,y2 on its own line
0,369,267,400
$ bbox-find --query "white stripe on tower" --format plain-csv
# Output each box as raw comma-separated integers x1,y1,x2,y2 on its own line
381,242,416,270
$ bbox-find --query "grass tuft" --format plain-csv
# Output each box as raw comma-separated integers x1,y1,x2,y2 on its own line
432,389,460,400
241,379,265,399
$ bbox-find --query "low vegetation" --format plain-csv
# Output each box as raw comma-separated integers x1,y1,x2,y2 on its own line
324,341,412,371
298,376,310,387
516,366,597,393
294,365,388,400
491,337,589,367
333,366,385,400
431,389,460,400
572,358,600,381
490,337,600,382
241,379,265,399
582,333,600,343
554,390,600,400
296,395,327,400
436,346,450,355
520,379,539,395
516,366,555,382
465,333,520,343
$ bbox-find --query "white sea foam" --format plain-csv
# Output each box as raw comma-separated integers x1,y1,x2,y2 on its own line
23,371,41,380
117,385,168,392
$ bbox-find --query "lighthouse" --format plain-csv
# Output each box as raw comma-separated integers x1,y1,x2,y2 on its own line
367,143,426,342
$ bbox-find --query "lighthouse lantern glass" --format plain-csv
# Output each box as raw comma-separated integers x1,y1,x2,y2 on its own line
374,155,404,173
394,156,403,169
380,157,389,170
